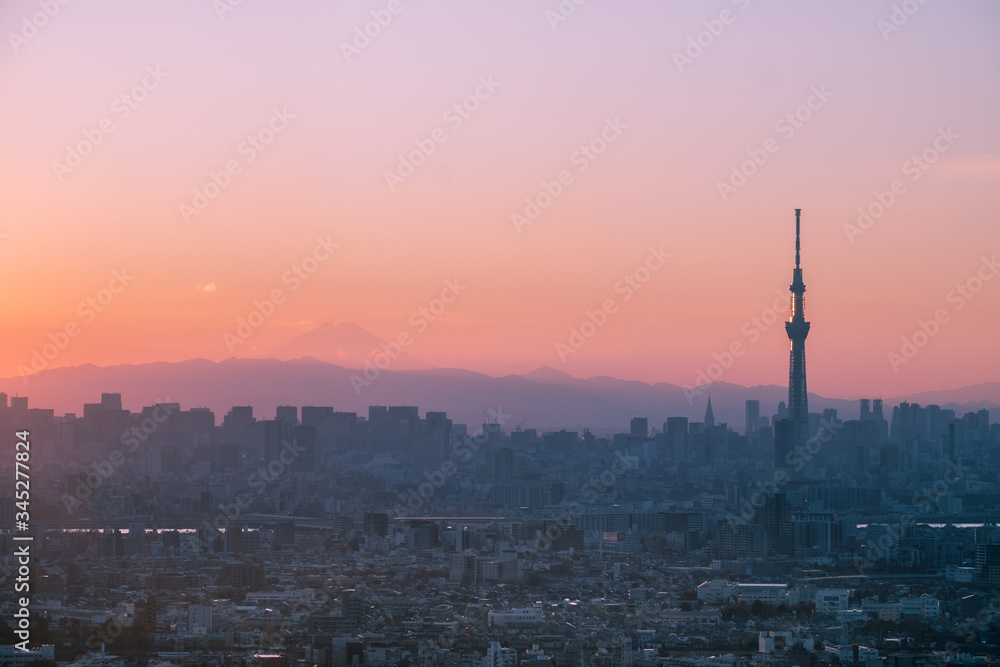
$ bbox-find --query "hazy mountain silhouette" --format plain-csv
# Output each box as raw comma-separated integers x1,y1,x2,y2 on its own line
4,358,997,433
264,322,432,370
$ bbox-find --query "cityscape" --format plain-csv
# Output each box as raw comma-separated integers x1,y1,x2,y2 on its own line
1,213,999,666
2,2,1000,667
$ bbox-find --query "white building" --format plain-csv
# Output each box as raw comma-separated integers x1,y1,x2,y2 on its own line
0,645,55,666
815,589,851,615
861,597,901,621
759,631,815,654
824,645,878,665
487,607,544,627
737,583,796,606
245,588,315,604
484,641,517,667
899,594,940,619
697,579,737,603
187,604,212,634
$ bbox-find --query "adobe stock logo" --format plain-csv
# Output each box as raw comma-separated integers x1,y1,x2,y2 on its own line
556,246,670,362
887,255,998,373
350,278,467,394
843,126,958,244
671,0,752,73
340,0,413,63
384,76,500,192
7,0,72,54
223,236,339,353
52,66,168,182
512,117,627,233
19,268,134,384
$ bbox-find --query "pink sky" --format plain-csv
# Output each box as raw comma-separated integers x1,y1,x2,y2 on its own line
0,0,998,398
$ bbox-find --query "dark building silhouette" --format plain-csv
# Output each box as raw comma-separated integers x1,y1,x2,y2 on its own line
492,447,515,484
275,405,298,425
134,596,157,634
665,417,688,460
745,399,760,450
785,209,811,453
363,512,389,538
754,492,794,556
774,418,792,468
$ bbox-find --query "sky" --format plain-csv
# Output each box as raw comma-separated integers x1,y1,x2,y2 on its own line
1,0,998,398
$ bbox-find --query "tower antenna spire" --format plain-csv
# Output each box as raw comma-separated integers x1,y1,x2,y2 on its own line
795,208,801,269
785,208,810,458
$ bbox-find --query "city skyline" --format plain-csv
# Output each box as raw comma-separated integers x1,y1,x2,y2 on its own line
4,3,1000,664
1,2,998,397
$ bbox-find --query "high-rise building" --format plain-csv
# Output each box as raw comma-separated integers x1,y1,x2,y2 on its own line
363,512,389,538
492,447,515,484
10,395,28,416
746,399,760,445
187,604,212,633
785,209,811,452
341,589,364,626
630,417,648,439
774,418,792,468
275,405,298,425
665,417,688,460
755,492,794,556
135,596,157,634
485,641,518,667
101,392,122,411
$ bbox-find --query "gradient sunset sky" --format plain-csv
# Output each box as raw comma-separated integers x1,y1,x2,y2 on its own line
1,0,998,398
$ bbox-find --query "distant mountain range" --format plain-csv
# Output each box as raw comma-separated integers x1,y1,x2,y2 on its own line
4,323,998,432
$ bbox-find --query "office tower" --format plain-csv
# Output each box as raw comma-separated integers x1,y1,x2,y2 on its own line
291,425,318,470
363,513,389,538
135,596,158,634
665,417,688,460
341,589,364,626
756,491,794,556
101,392,122,411
630,417,648,439
10,395,28,416
492,447,515,484
860,399,871,422
873,398,883,421
785,209,811,452
275,405,298,425
774,418,792,468
704,396,715,431
485,642,517,667
746,400,760,448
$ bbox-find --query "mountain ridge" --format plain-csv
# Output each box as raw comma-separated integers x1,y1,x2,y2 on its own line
5,356,997,432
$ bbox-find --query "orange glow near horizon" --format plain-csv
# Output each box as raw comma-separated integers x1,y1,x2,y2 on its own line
1,1,998,400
